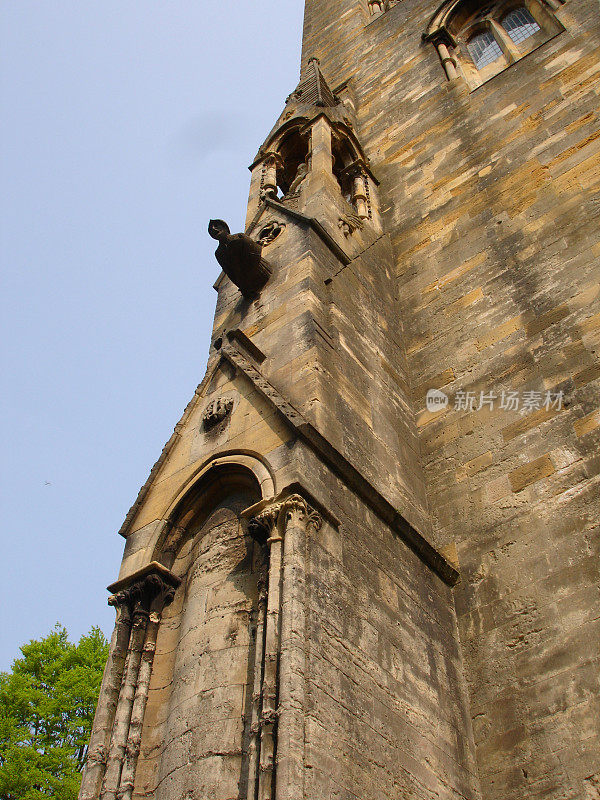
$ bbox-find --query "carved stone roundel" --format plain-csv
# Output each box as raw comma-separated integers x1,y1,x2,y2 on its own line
257,221,285,246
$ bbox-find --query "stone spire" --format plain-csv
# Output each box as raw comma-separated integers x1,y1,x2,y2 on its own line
286,56,339,108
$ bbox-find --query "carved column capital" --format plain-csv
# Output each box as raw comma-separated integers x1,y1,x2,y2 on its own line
342,158,368,182
249,494,323,541
107,563,180,616
248,503,283,544
282,493,323,531
262,151,283,169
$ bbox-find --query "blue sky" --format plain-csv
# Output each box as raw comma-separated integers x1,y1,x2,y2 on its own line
1,1,303,670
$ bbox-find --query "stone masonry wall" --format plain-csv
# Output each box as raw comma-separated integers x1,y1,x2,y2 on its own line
212,215,432,535
302,1,600,798
298,456,480,800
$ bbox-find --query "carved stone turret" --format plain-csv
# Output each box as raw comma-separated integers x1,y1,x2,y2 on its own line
208,219,272,299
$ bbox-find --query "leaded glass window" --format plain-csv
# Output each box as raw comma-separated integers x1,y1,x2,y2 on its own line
502,7,541,44
467,30,504,68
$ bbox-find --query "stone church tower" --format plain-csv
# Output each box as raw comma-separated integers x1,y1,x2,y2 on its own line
80,1,599,799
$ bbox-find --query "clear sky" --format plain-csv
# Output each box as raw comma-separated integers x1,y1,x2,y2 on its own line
1,1,304,670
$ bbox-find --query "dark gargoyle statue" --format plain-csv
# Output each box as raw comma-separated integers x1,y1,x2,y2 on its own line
208,219,272,299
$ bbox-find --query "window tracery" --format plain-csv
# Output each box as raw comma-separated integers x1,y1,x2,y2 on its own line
424,0,565,89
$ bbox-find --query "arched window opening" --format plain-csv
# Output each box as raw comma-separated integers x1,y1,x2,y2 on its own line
332,137,357,201
467,30,504,68
330,134,376,221
157,465,262,568
251,116,381,230
501,7,541,45
276,128,310,197
425,0,565,89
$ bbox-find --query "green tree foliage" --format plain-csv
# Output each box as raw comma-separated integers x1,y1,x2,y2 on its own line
0,625,109,800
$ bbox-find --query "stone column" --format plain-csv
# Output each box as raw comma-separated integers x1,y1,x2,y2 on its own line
248,504,285,800
100,602,149,800
346,163,370,220
79,564,179,800
275,496,322,800
435,41,459,81
246,571,268,800
261,153,282,199
118,605,162,800
309,116,333,178
79,603,132,800
247,494,322,800
246,160,267,230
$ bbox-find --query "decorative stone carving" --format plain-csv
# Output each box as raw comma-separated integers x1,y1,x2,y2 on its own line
208,219,273,299
108,571,177,615
287,161,308,195
202,396,234,430
257,220,285,246
281,493,323,530
338,213,364,237
250,493,322,537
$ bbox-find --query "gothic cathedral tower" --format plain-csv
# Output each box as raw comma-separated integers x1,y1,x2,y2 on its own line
80,1,599,799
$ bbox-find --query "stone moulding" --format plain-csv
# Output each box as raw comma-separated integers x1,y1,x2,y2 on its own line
115,332,457,584
245,197,352,266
